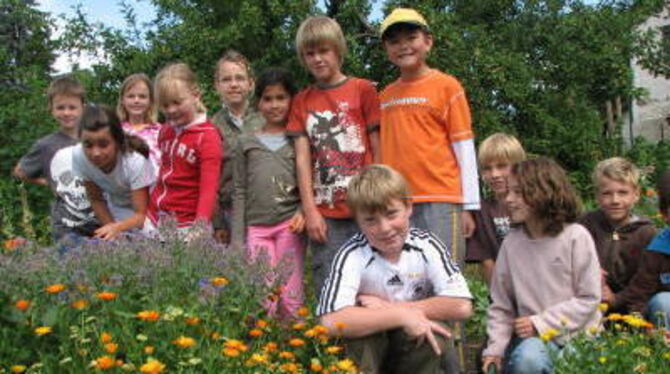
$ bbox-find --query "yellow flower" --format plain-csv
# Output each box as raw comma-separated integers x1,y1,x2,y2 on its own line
137,310,160,322
100,332,113,344
140,359,166,374
337,359,356,371
222,348,241,357
310,359,323,372
249,328,264,338
663,351,670,360
598,356,607,364
250,353,268,364
10,365,27,373
292,322,306,330
143,345,155,355
223,339,248,352
263,342,278,352
210,331,222,340
289,338,305,347
304,328,317,338
608,313,623,321
34,326,52,336
184,316,200,326
598,303,609,312
96,291,118,301
94,355,116,370
211,277,229,287
279,351,295,360
325,345,343,355
172,335,196,348
280,362,299,372
71,299,89,310
45,283,66,294
297,306,310,317
256,319,269,329
104,343,118,354
14,299,30,312
313,325,329,335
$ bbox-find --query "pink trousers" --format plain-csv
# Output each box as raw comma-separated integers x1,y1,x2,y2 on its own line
247,218,305,319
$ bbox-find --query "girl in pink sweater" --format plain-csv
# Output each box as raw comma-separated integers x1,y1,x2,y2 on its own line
482,157,601,374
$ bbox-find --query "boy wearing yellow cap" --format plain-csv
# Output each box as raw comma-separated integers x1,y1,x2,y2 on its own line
379,8,479,372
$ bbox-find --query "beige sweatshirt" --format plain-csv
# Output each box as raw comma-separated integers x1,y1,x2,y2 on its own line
483,223,602,357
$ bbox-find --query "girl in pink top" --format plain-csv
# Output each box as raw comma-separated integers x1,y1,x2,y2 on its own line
482,158,601,374
117,73,162,174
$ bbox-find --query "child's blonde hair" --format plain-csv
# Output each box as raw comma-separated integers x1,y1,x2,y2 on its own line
347,165,411,215
478,133,526,166
215,49,254,81
154,63,207,114
47,75,86,111
592,157,640,191
295,16,347,66
116,73,157,124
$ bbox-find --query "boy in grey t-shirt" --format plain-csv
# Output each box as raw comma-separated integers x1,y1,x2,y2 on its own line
13,76,97,241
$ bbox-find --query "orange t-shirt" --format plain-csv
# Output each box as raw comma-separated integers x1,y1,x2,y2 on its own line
380,69,473,203
287,78,380,218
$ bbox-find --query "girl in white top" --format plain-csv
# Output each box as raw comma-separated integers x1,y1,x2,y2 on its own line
482,157,601,374
73,105,155,240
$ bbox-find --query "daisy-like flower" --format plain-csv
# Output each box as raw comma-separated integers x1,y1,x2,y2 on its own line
249,353,268,364
9,365,27,373
249,328,264,338
292,322,306,331
211,277,229,287
540,328,559,342
297,306,310,317
222,348,241,357
14,299,30,312
172,335,197,348
100,332,113,344
337,358,356,371
310,359,323,372
325,345,343,355
256,319,268,329
137,310,161,322
224,339,248,352
71,299,89,310
96,291,118,301
104,343,118,354
94,355,116,370
289,338,305,347
143,345,155,354
34,326,52,336
140,359,166,374
279,351,295,360
263,342,278,353
45,283,66,294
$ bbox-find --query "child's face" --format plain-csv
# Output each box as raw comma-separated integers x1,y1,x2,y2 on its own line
301,44,342,85
215,61,253,108
383,28,432,74
159,86,199,127
505,175,532,224
51,94,84,132
82,127,118,172
596,177,639,226
258,84,291,127
122,81,151,121
482,160,512,197
355,198,412,261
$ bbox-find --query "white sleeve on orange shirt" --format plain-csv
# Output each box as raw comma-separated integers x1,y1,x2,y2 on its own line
452,138,480,210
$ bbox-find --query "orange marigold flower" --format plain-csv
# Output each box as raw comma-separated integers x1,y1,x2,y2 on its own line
10,365,27,373
222,348,241,357
310,359,324,372
140,359,166,374
34,326,52,336
104,343,118,354
45,283,66,294
71,299,89,310
100,332,113,344
337,359,356,371
280,362,299,372
14,299,30,311
4,237,26,251
608,313,624,321
292,322,306,330
279,351,295,360
297,306,310,317
224,339,248,351
304,329,318,338
95,355,116,370
184,316,200,326
250,353,268,364
325,345,343,355
172,335,197,348
211,277,229,287
249,328,264,338
256,319,269,329
289,338,306,347
143,345,155,354
313,325,329,334
211,332,222,340
646,188,656,197
96,291,118,301
263,342,278,352
137,310,160,322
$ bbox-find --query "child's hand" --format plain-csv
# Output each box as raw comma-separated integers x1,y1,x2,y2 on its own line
305,209,327,243
401,308,451,355
513,316,537,338
461,210,476,238
482,356,502,373
288,211,306,233
213,228,230,244
601,283,615,305
357,294,391,309
94,223,121,241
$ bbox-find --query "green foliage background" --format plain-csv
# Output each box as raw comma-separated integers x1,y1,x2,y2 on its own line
1,0,669,243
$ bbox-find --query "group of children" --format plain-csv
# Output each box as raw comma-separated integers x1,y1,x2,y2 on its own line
12,7,670,374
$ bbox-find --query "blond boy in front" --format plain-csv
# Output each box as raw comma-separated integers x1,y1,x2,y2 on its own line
318,165,472,374
467,133,526,285
579,157,657,313
287,16,381,295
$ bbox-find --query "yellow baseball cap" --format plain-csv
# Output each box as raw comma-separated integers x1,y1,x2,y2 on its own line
380,8,429,37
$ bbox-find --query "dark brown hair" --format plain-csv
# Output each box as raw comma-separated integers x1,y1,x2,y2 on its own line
511,157,581,236
79,105,149,158
658,169,670,214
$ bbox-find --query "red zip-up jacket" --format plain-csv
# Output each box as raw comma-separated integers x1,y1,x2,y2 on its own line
148,114,223,227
